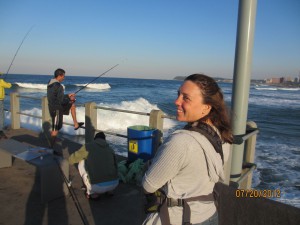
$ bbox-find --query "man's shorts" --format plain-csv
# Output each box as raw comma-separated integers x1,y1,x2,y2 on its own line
62,103,72,115
51,109,63,131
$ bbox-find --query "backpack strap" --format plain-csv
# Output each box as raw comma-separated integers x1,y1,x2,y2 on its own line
182,194,215,225
157,193,215,225
184,122,224,164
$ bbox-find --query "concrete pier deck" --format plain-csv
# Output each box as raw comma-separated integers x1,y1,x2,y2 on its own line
0,128,146,225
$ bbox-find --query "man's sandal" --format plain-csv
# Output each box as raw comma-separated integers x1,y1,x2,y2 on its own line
74,122,84,130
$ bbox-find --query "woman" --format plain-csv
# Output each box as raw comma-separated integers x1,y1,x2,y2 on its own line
142,74,233,225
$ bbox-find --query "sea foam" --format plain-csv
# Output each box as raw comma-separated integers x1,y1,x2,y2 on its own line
74,83,111,90
5,97,177,138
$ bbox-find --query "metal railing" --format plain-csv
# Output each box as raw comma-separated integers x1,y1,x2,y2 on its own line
9,92,168,143
8,92,258,187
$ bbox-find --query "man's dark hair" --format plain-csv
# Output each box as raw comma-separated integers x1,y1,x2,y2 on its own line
54,68,65,78
94,132,106,140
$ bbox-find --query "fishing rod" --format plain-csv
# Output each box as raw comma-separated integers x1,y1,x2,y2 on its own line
54,157,89,225
4,26,34,80
74,63,119,94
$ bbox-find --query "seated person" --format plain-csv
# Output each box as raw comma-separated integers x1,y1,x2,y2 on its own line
69,132,119,199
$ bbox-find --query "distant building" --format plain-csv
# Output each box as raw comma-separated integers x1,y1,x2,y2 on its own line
284,76,293,82
266,77,283,84
265,75,300,85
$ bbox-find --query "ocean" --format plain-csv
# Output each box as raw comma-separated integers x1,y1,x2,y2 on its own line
4,74,300,208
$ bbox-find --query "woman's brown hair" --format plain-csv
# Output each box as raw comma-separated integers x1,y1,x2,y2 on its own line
185,74,233,144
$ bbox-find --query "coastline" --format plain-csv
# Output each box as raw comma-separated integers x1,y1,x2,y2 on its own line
174,76,300,88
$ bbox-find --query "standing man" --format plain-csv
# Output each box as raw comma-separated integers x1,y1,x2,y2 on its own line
47,68,84,148
69,132,119,199
0,72,12,139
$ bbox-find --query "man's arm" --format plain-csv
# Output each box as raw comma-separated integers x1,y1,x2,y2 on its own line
0,80,12,88
61,93,76,106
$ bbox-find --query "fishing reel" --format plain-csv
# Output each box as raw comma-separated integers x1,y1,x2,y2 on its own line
68,94,76,103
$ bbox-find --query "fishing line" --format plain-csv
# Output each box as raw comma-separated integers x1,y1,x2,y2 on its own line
74,64,119,94
54,157,89,225
4,25,34,80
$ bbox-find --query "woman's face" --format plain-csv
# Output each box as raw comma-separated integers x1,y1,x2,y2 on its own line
175,80,211,122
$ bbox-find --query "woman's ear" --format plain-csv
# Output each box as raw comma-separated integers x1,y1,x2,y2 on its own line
203,104,212,114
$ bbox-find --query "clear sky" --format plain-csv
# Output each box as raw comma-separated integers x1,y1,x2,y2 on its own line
0,0,299,80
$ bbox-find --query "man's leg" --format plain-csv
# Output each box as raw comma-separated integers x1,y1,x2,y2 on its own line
70,103,84,130
50,130,58,147
78,161,118,199
78,160,93,197
50,110,62,152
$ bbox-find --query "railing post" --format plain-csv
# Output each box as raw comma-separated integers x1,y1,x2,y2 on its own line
41,96,51,134
85,102,97,143
10,92,20,129
149,110,164,131
42,96,51,124
240,121,258,189
149,110,164,153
